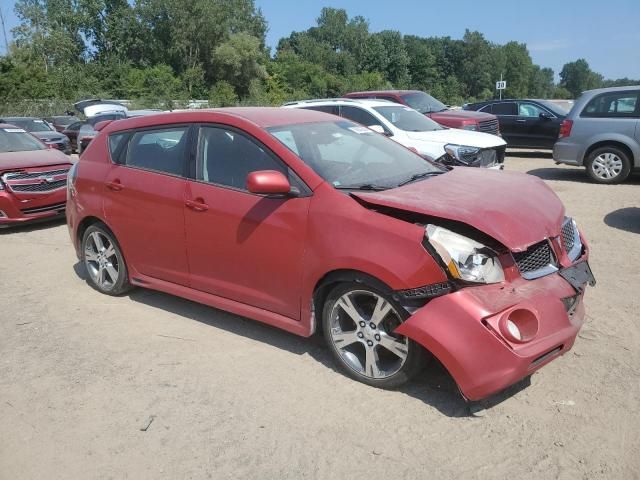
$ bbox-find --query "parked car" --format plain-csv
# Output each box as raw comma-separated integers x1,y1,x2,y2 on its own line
76,107,161,154
0,117,71,154
285,98,507,168
343,90,500,136
464,99,568,149
0,124,73,227
66,108,595,401
45,115,81,133
61,121,84,153
553,86,640,183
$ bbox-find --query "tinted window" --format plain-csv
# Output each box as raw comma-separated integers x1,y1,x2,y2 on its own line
0,127,45,152
491,102,518,115
51,116,80,127
582,91,639,117
303,105,339,115
399,92,446,114
108,133,129,163
125,127,188,176
478,104,493,113
197,126,287,190
66,122,83,131
340,106,385,129
518,103,547,117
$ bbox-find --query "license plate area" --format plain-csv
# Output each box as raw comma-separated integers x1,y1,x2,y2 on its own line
559,261,596,292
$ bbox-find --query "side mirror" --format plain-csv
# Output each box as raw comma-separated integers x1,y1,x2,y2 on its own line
246,170,292,196
539,112,552,120
368,124,391,136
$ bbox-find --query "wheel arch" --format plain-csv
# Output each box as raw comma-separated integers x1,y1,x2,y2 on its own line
584,139,636,166
311,269,396,336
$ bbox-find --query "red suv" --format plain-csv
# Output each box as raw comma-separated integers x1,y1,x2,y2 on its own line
0,124,72,227
66,108,594,401
344,90,500,136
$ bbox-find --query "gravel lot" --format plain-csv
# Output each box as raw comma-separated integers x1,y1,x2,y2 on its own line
1,152,639,480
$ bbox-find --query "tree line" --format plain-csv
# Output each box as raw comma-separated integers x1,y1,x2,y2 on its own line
1,1,637,115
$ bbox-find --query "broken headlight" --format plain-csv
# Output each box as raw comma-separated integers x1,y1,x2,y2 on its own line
444,144,480,165
426,225,504,284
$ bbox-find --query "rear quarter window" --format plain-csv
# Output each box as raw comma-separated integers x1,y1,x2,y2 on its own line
581,91,640,118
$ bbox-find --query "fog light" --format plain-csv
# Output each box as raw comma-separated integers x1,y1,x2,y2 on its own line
500,308,539,343
506,319,522,341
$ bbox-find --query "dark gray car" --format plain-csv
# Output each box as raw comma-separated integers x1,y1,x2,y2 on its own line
0,116,72,155
553,86,639,183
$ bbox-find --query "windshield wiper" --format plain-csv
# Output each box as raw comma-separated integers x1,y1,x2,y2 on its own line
336,183,388,191
397,171,444,187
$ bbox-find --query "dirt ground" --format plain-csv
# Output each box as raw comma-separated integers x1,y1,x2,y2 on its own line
1,152,639,480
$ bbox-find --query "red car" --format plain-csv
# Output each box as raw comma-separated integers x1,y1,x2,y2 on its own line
0,124,73,227
66,108,595,401
344,90,500,136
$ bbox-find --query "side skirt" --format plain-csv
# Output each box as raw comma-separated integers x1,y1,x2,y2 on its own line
129,272,312,337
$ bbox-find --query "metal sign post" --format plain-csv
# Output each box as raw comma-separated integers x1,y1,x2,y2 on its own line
496,74,507,100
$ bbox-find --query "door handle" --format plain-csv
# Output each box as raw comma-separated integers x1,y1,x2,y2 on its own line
105,179,123,191
516,119,527,123
185,198,209,212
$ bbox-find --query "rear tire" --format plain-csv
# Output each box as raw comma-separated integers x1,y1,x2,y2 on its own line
81,224,132,296
322,282,425,389
585,146,631,184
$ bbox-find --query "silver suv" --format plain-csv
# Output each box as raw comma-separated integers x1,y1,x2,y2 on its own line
553,86,639,183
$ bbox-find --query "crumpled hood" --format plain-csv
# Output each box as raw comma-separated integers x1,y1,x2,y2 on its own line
406,128,506,149
352,168,565,251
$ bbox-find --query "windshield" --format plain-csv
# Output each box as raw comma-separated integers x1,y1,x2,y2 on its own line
0,128,46,152
51,116,80,127
267,120,443,190
537,100,569,116
374,106,444,132
6,119,54,133
400,92,447,114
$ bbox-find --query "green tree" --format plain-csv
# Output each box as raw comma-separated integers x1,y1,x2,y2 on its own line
209,80,238,106
559,59,603,98
212,32,266,97
501,41,533,98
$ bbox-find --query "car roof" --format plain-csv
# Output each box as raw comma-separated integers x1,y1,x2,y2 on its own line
346,90,420,96
0,116,40,120
0,123,25,129
285,98,395,108
582,85,640,94
104,107,340,133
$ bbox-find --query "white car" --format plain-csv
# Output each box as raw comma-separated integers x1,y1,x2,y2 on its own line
284,99,507,169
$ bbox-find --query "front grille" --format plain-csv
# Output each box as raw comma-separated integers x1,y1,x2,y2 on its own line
478,118,500,135
3,168,69,180
10,179,66,192
513,240,557,278
398,282,451,300
21,202,66,215
561,221,575,252
2,167,70,194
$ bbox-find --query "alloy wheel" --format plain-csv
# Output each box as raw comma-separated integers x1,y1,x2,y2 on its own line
329,289,409,379
84,231,120,290
591,152,623,180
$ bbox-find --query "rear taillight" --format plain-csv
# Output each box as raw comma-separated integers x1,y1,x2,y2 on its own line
559,119,573,138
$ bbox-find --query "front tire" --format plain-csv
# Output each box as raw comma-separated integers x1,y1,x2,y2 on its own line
81,224,132,295
322,282,425,389
585,146,631,184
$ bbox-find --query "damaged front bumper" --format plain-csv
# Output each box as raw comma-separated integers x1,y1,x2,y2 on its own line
395,261,594,401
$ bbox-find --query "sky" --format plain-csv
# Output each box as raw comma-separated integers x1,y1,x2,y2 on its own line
1,0,639,79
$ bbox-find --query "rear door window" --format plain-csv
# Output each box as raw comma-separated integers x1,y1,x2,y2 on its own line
581,91,640,117
491,102,518,115
123,126,189,176
518,103,548,117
